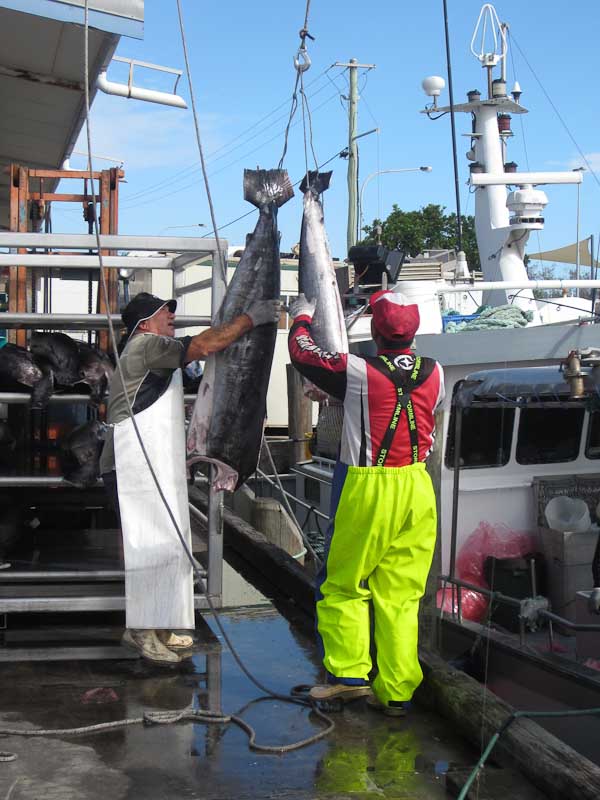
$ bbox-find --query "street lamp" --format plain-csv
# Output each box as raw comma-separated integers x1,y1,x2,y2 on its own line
358,167,432,237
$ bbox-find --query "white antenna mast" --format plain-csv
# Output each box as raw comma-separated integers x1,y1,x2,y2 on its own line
470,4,507,97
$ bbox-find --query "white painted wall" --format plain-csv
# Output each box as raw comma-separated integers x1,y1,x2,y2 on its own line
438,392,600,573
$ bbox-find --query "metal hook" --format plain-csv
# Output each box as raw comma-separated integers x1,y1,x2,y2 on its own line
294,47,311,73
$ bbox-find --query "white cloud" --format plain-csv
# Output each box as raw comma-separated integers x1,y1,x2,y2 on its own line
70,94,228,172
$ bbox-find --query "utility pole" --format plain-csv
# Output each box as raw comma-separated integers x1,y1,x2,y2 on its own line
334,59,375,254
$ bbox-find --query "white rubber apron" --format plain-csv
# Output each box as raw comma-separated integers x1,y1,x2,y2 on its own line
114,369,194,630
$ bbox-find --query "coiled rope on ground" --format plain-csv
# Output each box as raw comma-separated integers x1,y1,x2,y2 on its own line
0,703,334,754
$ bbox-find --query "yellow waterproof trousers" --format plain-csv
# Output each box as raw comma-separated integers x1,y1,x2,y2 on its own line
317,462,437,703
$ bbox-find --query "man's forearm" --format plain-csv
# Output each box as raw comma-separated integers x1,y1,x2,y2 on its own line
184,314,252,362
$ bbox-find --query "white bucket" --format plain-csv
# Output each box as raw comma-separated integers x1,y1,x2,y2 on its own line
391,281,443,335
544,496,591,533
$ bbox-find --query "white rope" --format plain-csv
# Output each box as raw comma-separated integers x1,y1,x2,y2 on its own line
175,0,227,285
76,0,334,754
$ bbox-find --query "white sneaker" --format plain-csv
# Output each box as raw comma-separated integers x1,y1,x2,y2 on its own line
157,631,194,651
122,629,181,665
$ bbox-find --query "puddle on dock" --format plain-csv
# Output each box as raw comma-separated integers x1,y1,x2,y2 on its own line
0,605,544,799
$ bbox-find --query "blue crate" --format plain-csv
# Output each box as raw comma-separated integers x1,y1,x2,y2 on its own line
442,314,480,332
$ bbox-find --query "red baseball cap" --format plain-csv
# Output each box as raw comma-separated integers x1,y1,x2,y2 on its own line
369,290,420,341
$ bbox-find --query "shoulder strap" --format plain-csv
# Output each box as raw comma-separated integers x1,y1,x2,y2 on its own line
369,355,422,466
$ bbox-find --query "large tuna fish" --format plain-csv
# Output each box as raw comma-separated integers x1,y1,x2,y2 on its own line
30,331,80,386
31,333,112,405
187,168,293,491
298,171,348,399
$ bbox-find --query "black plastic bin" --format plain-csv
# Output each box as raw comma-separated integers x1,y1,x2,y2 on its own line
483,553,546,632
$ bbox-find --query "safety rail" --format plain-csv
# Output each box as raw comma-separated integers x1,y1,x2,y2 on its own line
438,574,600,651
0,225,228,629
0,313,210,329
0,393,200,404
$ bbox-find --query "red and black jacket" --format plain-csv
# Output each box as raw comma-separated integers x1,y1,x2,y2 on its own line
289,314,445,467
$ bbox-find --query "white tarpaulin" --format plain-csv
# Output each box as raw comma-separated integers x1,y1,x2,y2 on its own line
529,237,599,269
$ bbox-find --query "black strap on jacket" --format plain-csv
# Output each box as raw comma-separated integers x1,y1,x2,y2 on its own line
370,355,422,467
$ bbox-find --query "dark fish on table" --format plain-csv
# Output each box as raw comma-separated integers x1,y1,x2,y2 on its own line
76,341,114,404
298,171,348,401
187,168,293,491
30,331,80,386
31,333,112,404
59,420,108,488
0,343,54,408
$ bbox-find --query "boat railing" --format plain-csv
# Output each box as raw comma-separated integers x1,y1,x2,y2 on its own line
438,574,600,653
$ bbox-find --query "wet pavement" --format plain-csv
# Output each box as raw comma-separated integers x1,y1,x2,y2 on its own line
0,606,545,799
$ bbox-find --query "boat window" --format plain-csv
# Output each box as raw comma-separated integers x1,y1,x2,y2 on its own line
516,407,584,464
445,407,514,469
585,410,600,459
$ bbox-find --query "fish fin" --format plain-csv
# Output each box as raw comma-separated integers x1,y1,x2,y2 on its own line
300,170,332,195
31,367,54,410
244,169,294,209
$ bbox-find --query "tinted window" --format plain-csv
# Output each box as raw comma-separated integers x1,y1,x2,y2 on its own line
585,411,600,459
445,407,515,469
516,407,584,464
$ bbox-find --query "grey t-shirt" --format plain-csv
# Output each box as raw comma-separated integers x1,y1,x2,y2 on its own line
99,333,190,474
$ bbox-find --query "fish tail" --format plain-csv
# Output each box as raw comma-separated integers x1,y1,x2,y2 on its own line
244,169,294,209
300,170,332,195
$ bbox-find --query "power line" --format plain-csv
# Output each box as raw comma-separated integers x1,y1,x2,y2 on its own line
120,90,341,212
196,145,350,238
511,32,600,191
120,68,334,203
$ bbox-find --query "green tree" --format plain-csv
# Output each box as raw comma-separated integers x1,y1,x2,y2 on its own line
361,204,480,271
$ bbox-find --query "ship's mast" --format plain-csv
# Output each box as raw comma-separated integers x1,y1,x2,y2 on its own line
421,3,583,323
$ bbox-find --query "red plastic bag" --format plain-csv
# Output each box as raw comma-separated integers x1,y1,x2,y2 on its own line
436,584,487,621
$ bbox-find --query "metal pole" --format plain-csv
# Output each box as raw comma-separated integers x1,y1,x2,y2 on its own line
359,167,432,235
206,244,228,603
442,0,463,253
287,364,312,464
575,182,581,296
347,58,359,253
449,408,462,580
206,471,223,603
591,233,597,319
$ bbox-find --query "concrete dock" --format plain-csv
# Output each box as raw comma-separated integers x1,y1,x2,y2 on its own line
0,603,545,799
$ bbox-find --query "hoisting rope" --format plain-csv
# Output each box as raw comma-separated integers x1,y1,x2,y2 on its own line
175,0,227,285
0,0,334,760
278,0,319,180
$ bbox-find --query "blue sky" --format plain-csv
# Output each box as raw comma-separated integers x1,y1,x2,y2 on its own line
60,0,600,267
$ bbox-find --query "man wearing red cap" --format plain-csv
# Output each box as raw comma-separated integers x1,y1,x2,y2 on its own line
288,290,444,715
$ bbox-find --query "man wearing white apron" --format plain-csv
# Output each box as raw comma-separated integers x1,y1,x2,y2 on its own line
100,292,280,665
